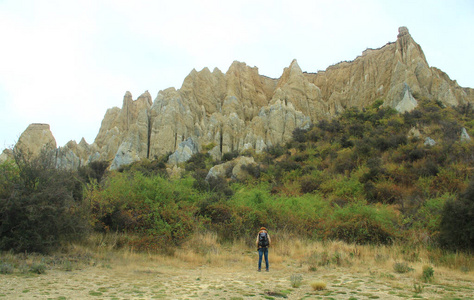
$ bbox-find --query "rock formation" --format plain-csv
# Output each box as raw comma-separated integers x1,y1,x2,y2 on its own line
7,27,474,170
14,123,57,158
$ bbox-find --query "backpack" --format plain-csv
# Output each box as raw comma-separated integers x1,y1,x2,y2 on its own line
258,231,269,247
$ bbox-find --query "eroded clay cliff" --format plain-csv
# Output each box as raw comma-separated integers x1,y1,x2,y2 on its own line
9,27,474,169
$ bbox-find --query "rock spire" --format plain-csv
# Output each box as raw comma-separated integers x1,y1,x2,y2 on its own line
9,27,474,170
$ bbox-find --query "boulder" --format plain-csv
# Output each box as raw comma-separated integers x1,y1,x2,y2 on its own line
168,138,199,165
424,137,436,147
461,128,471,143
206,156,257,181
395,84,418,113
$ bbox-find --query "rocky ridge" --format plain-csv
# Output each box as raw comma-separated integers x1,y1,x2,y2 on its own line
4,27,473,169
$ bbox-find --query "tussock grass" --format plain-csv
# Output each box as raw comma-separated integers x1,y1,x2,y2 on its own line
310,280,327,291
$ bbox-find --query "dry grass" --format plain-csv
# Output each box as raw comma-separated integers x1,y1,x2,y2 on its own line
1,231,473,299
310,280,327,291
4,231,473,275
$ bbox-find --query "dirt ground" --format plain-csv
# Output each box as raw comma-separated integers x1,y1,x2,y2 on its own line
1,249,473,300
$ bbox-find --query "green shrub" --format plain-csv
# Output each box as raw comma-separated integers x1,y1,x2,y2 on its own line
192,169,210,192
421,265,434,282
78,160,110,183
325,203,399,244
87,172,200,248
221,150,239,162
0,149,89,253
290,274,303,288
185,152,210,172
439,180,474,251
30,263,46,274
299,176,321,194
413,282,424,294
265,145,287,158
292,128,308,143
208,175,234,198
393,262,413,273
0,262,14,274
240,163,261,179
0,160,19,199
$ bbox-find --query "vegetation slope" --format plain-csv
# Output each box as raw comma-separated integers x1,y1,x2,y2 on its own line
1,99,474,256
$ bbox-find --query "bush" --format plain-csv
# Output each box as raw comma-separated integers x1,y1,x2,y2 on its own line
78,160,110,183
221,150,239,162
192,169,210,192
318,119,342,133
265,145,287,158
393,262,413,273
290,274,303,288
30,263,47,274
185,152,210,172
240,163,261,179
208,175,234,198
421,265,434,282
118,157,169,178
300,176,321,194
0,149,89,253
277,159,301,172
0,263,14,274
87,172,200,248
325,203,399,244
292,128,308,143
439,180,474,251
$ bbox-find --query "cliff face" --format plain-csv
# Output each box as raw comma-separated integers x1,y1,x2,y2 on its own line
306,27,473,114
9,27,474,169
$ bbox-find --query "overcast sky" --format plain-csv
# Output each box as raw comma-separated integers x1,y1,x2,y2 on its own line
1,0,473,148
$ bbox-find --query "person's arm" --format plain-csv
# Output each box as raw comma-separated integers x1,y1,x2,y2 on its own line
256,234,259,247
267,233,271,246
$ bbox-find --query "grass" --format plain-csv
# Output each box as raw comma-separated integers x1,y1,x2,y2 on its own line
311,281,327,291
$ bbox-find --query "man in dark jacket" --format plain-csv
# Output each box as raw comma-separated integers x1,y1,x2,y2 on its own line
256,227,271,271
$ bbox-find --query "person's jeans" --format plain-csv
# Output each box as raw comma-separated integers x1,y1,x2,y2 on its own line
258,247,269,271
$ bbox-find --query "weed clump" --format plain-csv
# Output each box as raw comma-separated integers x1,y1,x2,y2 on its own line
413,282,424,294
393,261,413,273
421,265,434,282
30,263,46,274
0,262,14,274
290,274,303,288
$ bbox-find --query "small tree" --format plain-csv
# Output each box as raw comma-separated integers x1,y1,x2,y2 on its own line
0,148,89,253
439,180,474,251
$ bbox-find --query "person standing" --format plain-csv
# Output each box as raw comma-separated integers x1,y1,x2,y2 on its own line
256,227,271,271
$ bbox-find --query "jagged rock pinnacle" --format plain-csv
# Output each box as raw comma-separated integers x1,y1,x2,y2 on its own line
397,26,410,38
10,27,474,170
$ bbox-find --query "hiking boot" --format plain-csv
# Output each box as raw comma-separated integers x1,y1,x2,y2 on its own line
265,269,269,272
257,269,261,272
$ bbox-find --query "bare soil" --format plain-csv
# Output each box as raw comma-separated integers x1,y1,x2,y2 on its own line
1,250,473,299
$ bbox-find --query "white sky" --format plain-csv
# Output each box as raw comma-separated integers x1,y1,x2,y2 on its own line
1,0,473,148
